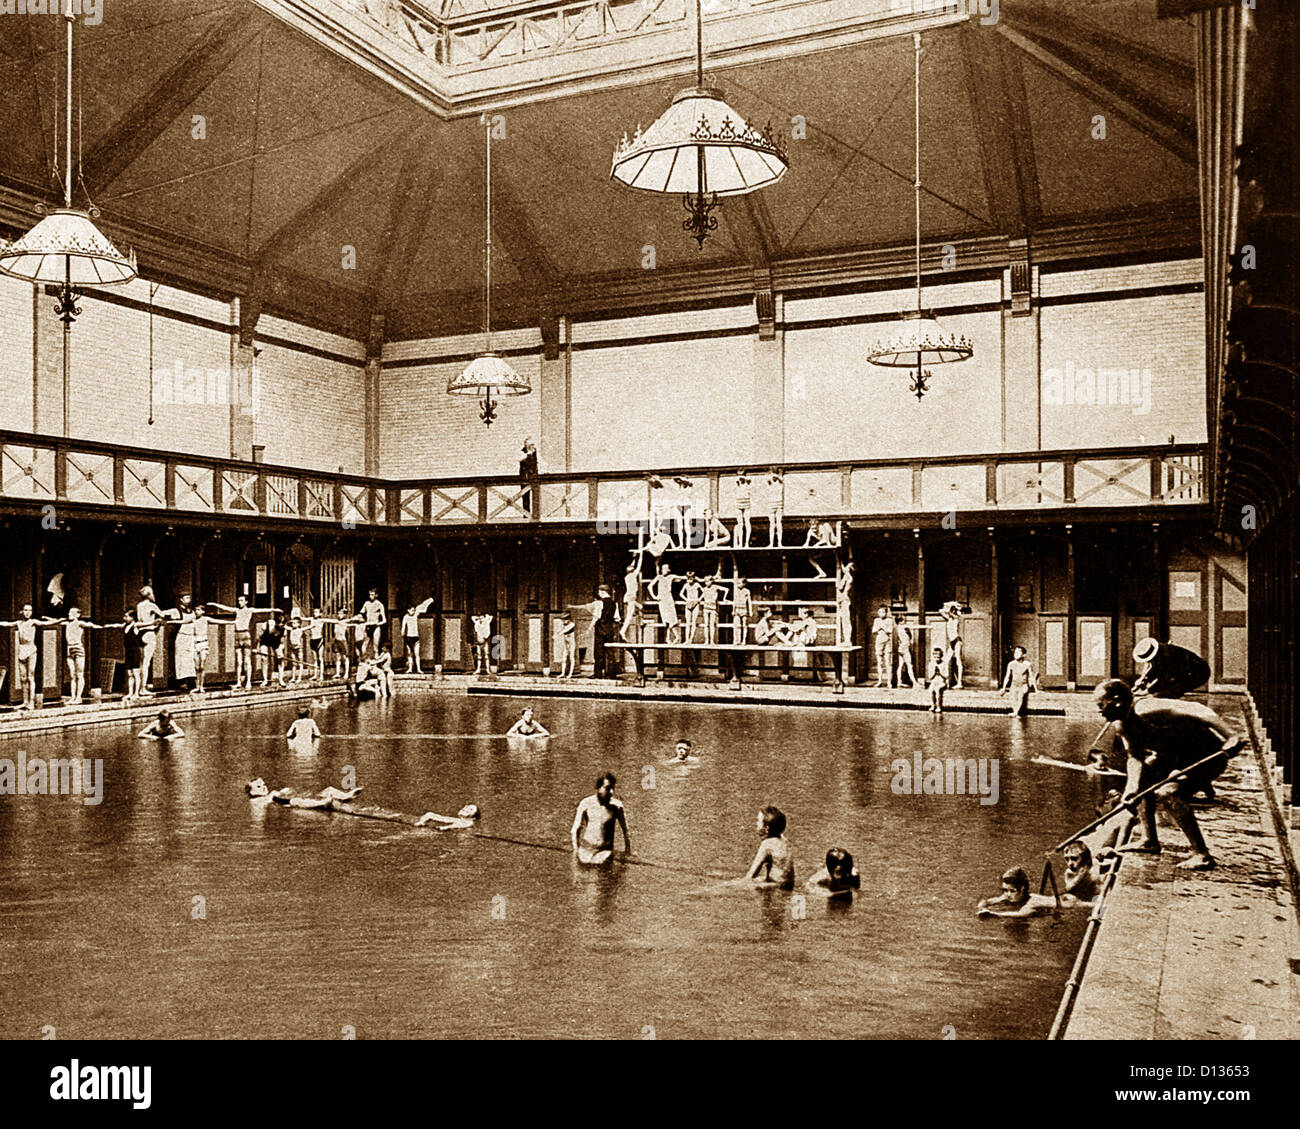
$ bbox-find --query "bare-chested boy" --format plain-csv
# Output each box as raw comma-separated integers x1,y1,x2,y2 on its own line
571,772,632,865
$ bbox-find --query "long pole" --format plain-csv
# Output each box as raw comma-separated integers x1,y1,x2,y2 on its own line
484,114,492,354
65,4,73,208
1046,745,1235,856
913,31,921,319
695,0,703,88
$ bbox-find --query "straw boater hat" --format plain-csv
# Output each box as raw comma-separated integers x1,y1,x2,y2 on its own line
1133,637,1160,664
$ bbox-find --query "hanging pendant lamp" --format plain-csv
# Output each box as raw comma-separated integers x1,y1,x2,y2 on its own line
0,4,136,322
866,32,971,400
611,0,788,249
447,116,531,427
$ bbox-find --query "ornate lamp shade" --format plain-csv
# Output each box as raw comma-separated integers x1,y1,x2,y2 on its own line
612,87,787,248
866,310,973,400
447,353,531,427
0,208,137,286
612,88,788,196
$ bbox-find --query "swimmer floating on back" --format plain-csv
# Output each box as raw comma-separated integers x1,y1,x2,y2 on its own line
246,778,480,829
571,772,631,865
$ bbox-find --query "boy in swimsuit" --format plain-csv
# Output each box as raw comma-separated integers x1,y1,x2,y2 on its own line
309,608,326,681
648,563,683,644
332,614,352,681
734,472,752,548
507,707,550,738
135,586,167,696
805,847,861,894
470,614,494,675
940,601,965,688
121,609,142,703
894,615,916,688
753,608,792,646
620,557,642,643
190,604,211,694
559,612,577,679
62,605,106,704
679,571,704,645
700,575,723,645
1000,645,1037,716
287,616,305,683
927,647,947,713
765,469,784,547
360,589,386,659
286,706,321,743
374,644,395,697
703,508,731,548
731,578,752,645
835,562,855,645
401,606,421,673
571,772,631,865
742,806,794,889
211,596,264,691
870,606,895,687
5,604,52,710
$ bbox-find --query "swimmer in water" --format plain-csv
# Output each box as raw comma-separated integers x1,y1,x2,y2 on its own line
740,806,795,889
571,772,631,865
1062,841,1101,902
804,847,860,896
506,707,550,738
976,867,1058,917
667,738,697,763
286,705,321,743
138,710,184,740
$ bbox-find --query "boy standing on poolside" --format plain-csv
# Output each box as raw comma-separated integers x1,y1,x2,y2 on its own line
870,605,895,687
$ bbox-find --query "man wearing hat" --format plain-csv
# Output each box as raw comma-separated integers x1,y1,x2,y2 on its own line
1132,637,1211,699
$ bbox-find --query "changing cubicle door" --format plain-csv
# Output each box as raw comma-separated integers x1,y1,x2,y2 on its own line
1038,616,1069,689
1075,616,1112,688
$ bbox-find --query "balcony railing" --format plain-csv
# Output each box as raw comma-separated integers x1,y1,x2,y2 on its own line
0,430,1207,531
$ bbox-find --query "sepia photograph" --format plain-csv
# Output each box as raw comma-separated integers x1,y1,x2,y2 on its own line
0,0,1294,1107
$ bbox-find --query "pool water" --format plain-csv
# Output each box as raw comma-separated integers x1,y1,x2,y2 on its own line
0,694,1107,1039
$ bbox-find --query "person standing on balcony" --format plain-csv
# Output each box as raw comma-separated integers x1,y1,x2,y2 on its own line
519,438,539,519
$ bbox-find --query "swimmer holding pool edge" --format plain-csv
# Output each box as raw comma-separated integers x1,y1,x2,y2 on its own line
507,707,550,739
571,773,631,865
138,711,184,741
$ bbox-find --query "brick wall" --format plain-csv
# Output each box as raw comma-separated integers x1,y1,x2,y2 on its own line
254,344,368,475
1040,290,1207,448
0,275,33,429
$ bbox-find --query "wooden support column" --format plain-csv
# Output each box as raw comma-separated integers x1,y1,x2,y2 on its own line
989,528,1001,683
1152,522,1166,642
365,313,384,477
751,284,784,466
231,293,261,460
538,313,570,475
1066,524,1077,689
914,530,926,636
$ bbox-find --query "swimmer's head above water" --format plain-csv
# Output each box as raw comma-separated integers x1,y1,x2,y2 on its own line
757,806,786,839
1064,842,1092,872
997,867,1031,907
824,847,860,890
672,739,692,761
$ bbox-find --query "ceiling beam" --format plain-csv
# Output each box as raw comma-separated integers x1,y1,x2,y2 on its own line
81,11,266,197
254,128,403,265
1018,1,1195,86
961,24,1039,239
723,193,781,269
375,126,440,300
490,166,560,294
995,22,1196,165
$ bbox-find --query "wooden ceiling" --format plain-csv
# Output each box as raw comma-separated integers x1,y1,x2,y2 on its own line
0,0,1201,342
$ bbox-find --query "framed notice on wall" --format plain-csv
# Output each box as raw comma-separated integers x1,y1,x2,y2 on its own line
255,565,269,595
